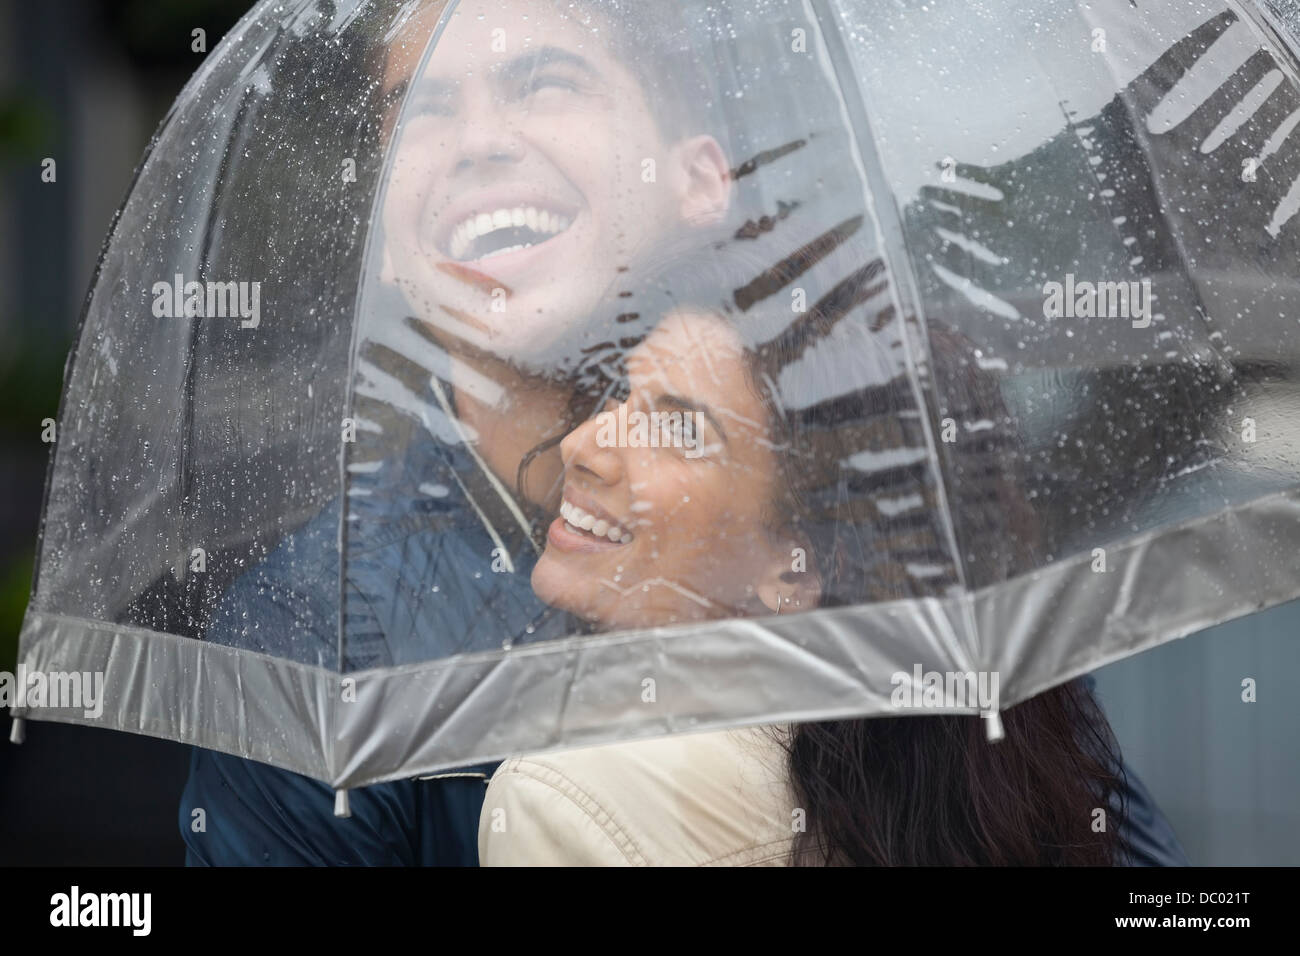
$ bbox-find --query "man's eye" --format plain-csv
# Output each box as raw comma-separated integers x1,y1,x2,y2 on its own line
518,75,580,98
410,97,454,117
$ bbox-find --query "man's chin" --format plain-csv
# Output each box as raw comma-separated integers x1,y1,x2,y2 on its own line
475,308,614,373
401,298,576,366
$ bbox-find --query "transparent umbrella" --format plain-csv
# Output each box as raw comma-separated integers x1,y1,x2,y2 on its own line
11,0,1300,798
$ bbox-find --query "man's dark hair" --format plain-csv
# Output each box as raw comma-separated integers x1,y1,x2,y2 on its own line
567,0,722,141
370,1,723,148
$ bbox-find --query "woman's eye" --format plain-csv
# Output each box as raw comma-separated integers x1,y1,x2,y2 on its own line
666,417,706,454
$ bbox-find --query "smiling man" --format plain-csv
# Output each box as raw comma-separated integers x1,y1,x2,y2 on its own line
374,0,731,513
381,0,729,360
180,0,732,866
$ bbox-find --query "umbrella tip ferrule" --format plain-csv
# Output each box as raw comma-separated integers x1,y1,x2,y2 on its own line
334,788,351,818
982,710,1005,743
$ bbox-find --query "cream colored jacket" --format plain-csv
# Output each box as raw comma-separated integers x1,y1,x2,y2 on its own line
478,727,800,866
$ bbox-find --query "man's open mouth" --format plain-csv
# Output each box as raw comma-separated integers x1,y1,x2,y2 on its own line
443,206,573,262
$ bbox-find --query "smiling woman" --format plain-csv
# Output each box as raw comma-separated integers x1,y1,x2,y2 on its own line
532,306,798,629
482,242,1130,866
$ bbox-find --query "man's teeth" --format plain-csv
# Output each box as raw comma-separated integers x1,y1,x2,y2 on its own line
479,244,528,261
560,500,632,544
447,206,572,260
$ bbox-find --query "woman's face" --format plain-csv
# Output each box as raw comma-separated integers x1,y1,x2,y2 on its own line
531,309,800,629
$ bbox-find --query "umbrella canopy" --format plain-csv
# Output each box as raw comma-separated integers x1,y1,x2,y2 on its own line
12,0,1300,789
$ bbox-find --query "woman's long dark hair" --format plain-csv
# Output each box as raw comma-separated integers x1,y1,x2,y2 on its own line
521,231,1130,865
783,683,1124,865
744,264,1129,866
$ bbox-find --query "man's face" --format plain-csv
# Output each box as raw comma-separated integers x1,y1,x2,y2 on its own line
380,0,703,366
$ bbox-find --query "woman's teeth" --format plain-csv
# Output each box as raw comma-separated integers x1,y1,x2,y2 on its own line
447,206,572,261
560,500,632,544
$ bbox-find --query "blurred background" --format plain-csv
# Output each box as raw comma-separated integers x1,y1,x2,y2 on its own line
0,0,248,865
0,0,1297,865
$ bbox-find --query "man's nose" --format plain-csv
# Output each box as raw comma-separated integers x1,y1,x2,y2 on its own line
561,412,624,487
450,94,525,174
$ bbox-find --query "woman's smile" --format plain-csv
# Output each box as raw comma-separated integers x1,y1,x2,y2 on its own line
546,492,635,553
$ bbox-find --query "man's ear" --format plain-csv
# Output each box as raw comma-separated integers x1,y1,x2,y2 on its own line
756,540,822,616
671,134,731,226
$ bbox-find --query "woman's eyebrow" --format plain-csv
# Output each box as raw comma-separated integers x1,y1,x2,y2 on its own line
657,393,728,444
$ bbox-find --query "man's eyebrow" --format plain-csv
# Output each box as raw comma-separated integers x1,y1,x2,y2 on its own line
494,46,601,82
405,75,458,99
657,393,728,444
392,46,594,102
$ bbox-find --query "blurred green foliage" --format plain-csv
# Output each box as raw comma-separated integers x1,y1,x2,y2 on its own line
0,96,54,161
0,334,65,667
0,331,70,442
0,554,34,673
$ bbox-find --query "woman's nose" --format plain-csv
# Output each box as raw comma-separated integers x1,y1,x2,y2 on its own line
561,411,625,486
